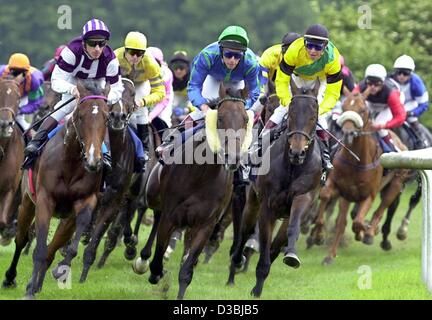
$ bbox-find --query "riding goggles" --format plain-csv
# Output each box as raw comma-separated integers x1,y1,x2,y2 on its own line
304,40,326,51
126,48,145,57
223,50,244,60
85,39,108,48
396,69,412,76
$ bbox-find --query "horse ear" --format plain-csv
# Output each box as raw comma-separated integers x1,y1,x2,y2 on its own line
362,86,371,100
311,79,320,97
342,85,351,97
241,85,249,101
267,79,275,95
76,80,87,97
219,82,227,99
290,77,300,96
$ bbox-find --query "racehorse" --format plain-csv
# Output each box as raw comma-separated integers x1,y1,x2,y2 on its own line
133,84,253,299
228,81,322,298
314,90,409,265
2,80,110,299
0,78,24,245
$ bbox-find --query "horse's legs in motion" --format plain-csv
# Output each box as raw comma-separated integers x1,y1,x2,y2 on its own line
352,194,375,242
397,175,421,240
25,190,54,298
270,219,288,263
229,185,246,258
3,195,35,288
322,197,351,265
364,172,406,245
23,223,36,255
251,203,276,298
148,213,176,285
53,197,95,279
380,192,401,251
133,210,161,275
177,224,214,300
126,203,146,260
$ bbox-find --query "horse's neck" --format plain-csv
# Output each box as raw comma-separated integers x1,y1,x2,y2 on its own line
63,124,83,162
342,134,378,164
108,127,133,162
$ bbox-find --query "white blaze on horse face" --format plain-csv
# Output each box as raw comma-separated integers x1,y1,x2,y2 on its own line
119,100,124,114
88,143,95,164
6,88,11,95
350,100,355,106
92,105,99,115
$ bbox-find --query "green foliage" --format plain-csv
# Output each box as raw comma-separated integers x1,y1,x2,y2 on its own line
317,0,432,127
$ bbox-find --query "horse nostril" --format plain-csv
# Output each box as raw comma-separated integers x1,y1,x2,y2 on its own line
121,114,127,121
300,150,306,158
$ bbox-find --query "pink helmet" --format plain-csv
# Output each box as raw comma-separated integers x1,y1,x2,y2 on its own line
54,45,66,60
147,47,164,64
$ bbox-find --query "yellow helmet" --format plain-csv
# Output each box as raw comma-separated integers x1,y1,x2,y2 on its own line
124,31,147,50
8,53,30,71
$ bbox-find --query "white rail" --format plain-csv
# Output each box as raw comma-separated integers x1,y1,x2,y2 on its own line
380,148,432,293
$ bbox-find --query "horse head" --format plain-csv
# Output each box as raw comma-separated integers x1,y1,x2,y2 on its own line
0,78,20,138
337,88,371,145
261,80,280,124
286,79,319,165
69,80,110,172
108,77,136,131
210,83,252,171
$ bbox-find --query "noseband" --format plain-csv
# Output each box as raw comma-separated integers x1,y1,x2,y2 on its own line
287,94,318,149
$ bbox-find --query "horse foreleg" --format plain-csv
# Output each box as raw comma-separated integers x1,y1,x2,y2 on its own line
251,204,276,298
229,185,246,257
270,219,288,263
0,190,17,244
352,195,375,242
380,193,400,251
3,194,35,289
397,177,421,240
25,190,54,299
177,224,214,300
323,197,350,265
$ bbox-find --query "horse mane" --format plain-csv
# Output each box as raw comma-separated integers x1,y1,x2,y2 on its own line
78,79,105,95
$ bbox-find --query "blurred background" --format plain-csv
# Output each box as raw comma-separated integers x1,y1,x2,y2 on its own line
1,0,431,125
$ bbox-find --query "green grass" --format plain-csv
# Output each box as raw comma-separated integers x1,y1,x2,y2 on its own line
0,183,431,300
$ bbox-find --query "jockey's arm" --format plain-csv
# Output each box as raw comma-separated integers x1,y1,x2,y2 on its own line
319,56,342,115
149,68,173,121
275,57,295,107
106,59,124,105
384,90,406,128
19,69,45,114
187,52,211,109
409,75,429,117
244,61,261,109
142,75,165,107
51,47,77,95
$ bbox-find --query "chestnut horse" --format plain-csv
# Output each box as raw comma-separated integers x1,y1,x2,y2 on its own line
0,79,24,245
2,80,110,299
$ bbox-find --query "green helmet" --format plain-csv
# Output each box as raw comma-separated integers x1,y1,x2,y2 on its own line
218,25,249,51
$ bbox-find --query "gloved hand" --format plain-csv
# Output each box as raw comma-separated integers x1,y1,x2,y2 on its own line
371,123,385,131
259,95,268,105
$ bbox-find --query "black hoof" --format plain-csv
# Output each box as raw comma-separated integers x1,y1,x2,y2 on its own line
314,236,325,246
363,234,374,245
396,229,408,241
283,253,301,269
250,287,261,298
306,236,315,249
149,273,162,285
124,246,137,260
322,256,334,266
2,279,16,289
380,240,392,251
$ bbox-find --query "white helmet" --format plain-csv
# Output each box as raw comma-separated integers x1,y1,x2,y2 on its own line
393,54,415,71
365,64,387,82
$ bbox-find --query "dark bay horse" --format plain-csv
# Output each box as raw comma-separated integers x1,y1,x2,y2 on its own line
0,79,24,245
133,84,252,299
2,80,110,299
314,90,409,265
228,82,322,298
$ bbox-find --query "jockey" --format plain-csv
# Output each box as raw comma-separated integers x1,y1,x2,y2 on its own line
390,54,429,140
263,24,343,184
41,45,66,81
23,19,124,169
353,64,406,152
146,46,174,137
156,25,261,182
169,50,194,118
0,53,44,132
114,31,165,163
250,32,301,115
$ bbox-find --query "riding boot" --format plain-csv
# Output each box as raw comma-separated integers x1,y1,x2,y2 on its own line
22,116,58,169
318,136,333,186
136,124,150,172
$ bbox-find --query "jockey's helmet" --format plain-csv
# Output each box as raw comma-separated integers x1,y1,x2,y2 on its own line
304,24,329,43
147,47,164,65
8,53,30,71
218,25,249,51
281,32,300,52
365,64,387,82
125,31,147,51
82,19,110,40
393,55,415,71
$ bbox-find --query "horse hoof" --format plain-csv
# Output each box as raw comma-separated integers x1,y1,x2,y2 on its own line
314,235,325,246
234,255,247,274
250,286,261,298
354,231,364,242
22,294,36,300
396,228,408,241
306,236,315,249
124,246,137,260
363,234,374,245
380,240,392,251
2,279,16,289
322,256,334,266
132,257,149,275
148,273,162,285
352,221,364,234
300,225,310,235
0,237,12,246
283,252,301,269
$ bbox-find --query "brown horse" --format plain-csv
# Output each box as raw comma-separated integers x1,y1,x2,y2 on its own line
2,80,110,299
0,79,24,245
314,90,409,265
133,84,251,299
